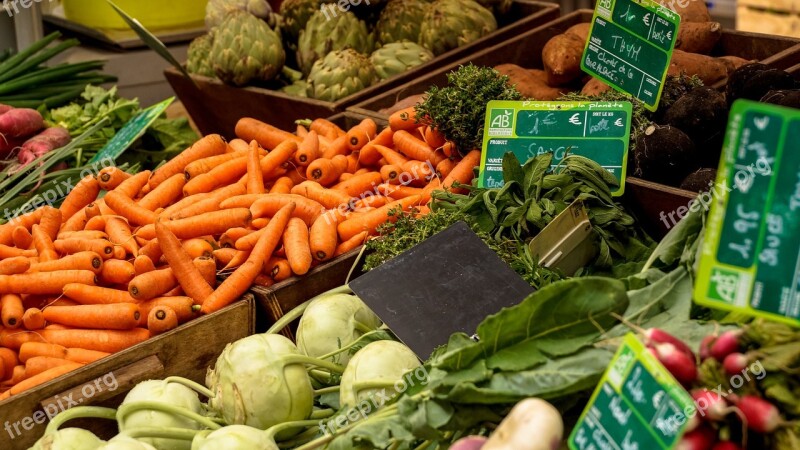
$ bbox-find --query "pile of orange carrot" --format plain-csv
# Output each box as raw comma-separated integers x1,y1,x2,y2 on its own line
0,112,479,399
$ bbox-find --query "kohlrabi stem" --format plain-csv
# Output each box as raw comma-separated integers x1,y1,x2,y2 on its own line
354,321,376,335
266,285,353,334
44,406,117,435
117,401,222,431
163,376,215,399
309,368,336,385
265,419,325,441
309,408,335,420
123,426,200,441
313,386,340,396
283,355,345,374
352,380,399,391
276,426,321,448
317,329,388,361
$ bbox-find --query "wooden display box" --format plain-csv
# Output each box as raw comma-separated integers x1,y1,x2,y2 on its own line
0,297,255,449
164,1,560,137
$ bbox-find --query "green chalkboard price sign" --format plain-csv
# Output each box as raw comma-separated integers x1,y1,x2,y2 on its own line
581,0,680,111
568,333,694,450
695,100,800,327
89,97,175,164
478,100,632,196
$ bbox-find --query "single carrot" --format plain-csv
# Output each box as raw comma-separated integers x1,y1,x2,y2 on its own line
338,195,421,241
149,134,227,189
436,157,458,178
334,231,368,256
246,140,266,194
29,251,103,275
441,141,457,158
146,305,179,335
64,348,109,364
235,117,302,150
11,226,32,249
56,230,107,240
0,244,36,259
8,364,26,384
137,296,195,326
259,139,298,179
104,191,158,226
99,259,135,285
250,193,325,226
136,208,252,241
441,148,480,193
129,267,178,301
291,181,352,210
358,127,394,166
307,155,348,186
296,124,309,138
310,211,339,261
294,130,319,166
184,151,255,180
97,167,131,190
84,215,107,232
423,127,447,149
375,145,409,167
389,107,419,131
181,238,212,259
269,177,294,195
310,118,345,140
105,217,138,257
156,220,214,304
251,217,270,228
265,257,292,281
334,172,383,198
201,202,295,314
54,238,114,259
43,303,140,330
321,135,349,159
0,348,18,379
219,228,252,248
219,194,264,209
0,270,96,295
1,294,23,328
0,256,30,275
194,256,217,288
133,255,156,276
138,173,185,211
63,284,137,305
283,217,312,275
61,210,88,233
84,202,102,220
59,175,100,223
227,139,250,153
379,184,426,200
345,153,360,174
380,164,402,184
25,356,82,378
39,328,150,354
8,362,84,395
19,342,66,362
393,130,438,164
22,308,44,330
346,118,378,151
113,170,151,198
31,224,57,262
183,154,249,196
0,328,45,349
402,160,436,185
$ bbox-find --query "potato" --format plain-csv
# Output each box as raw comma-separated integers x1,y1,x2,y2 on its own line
659,0,711,22
581,77,612,96
494,64,567,100
668,50,727,85
565,23,591,42
676,22,721,55
542,33,586,86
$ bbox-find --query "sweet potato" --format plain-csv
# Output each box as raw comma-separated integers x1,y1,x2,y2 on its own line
581,77,612,96
660,0,711,22
676,22,721,54
565,23,591,42
528,69,549,84
494,64,567,100
668,50,727,85
542,33,586,86
717,56,755,76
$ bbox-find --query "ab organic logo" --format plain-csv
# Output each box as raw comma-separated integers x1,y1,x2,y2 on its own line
489,109,514,137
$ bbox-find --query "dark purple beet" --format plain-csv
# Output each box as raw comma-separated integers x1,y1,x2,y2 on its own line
680,168,718,192
634,124,699,186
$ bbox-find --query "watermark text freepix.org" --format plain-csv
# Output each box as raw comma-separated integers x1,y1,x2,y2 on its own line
4,372,119,439
320,0,371,20
2,0,56,17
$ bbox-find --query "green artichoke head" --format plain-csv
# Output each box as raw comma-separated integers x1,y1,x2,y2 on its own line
418,0,497,56
205,0,273,28
375,0,431,45
370,41,434,80
187,33,216,78
209,11,286,86
306,49,378,102
296,10,374,75
279,0,320,46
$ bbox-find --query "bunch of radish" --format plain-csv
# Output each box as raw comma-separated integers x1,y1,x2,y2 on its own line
0,104,70,166
639,325,796,450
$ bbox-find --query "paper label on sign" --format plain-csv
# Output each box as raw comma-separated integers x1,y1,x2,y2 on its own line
568,333,694,450
89,97,174,164
581,0,680,111
694,100,800,326
479,100,632,196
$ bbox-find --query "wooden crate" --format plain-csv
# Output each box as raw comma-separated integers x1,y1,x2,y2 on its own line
164,1,560,137
0,297,255,449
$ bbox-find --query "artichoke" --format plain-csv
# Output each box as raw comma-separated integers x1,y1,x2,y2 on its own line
370,42,434,80
306,49,378,102
418,0,497,56
279,0,319,47
375,0,431,45
296,10,374,75
205,0,273,28
209,11,285,86
186,33,216,78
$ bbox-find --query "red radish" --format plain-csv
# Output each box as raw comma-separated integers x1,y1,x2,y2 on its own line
450,436,487,450
700,335,716,360
722,352,749,375
653,342,698,385
645,328,696,359
692,390,729,421
712,442,742,450
710,330,742,361
676,425,716,450
735,395,783,433
18,127,71,166
0,108,44,138
0,104,12,115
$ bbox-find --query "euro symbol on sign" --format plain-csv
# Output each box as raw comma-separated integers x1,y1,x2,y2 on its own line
569,113,582,125
754,116,770,130
643,13,651,26
614,118,623,127
666,31,673,40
